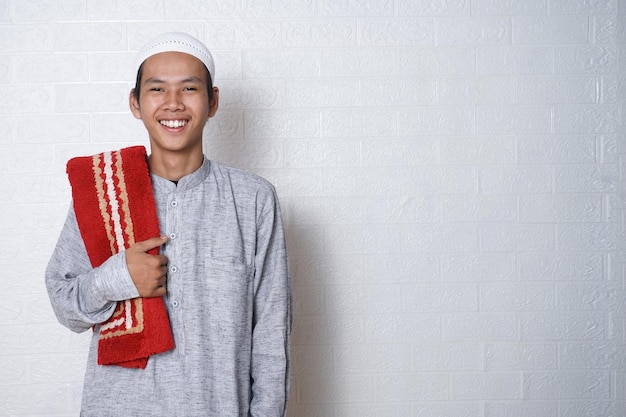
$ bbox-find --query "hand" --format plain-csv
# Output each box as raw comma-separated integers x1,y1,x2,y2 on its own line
125,236,169,298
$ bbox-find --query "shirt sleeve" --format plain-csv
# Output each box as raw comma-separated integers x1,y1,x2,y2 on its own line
249,185,292,417
45,204,141,333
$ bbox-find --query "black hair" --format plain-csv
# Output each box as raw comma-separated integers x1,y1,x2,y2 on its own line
132,62,215,104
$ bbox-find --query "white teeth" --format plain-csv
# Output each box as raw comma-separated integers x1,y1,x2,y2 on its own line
160,120,187,128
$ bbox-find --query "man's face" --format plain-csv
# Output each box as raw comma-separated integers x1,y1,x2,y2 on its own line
129,51,218,156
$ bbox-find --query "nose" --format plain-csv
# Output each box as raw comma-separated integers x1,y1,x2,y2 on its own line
163,89,184,111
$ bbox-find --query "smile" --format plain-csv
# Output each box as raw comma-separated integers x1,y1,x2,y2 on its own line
160,119,188,128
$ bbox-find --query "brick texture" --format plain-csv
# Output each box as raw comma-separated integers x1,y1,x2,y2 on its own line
0,1,624,416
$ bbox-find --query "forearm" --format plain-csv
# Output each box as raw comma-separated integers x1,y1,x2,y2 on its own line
45,207,140,332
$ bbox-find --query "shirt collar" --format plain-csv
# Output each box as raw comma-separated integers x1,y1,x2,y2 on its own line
150,156,211,193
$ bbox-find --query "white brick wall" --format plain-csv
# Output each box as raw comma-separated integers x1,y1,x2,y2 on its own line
0,1,624,416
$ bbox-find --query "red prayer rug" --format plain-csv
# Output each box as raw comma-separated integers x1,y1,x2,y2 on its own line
66,146,174,369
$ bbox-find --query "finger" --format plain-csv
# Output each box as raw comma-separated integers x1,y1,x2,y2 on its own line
131,236,168,253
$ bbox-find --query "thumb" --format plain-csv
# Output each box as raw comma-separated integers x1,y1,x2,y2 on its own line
130,236,168,253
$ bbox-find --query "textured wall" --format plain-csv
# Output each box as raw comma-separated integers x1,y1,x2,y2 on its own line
0,0,624,416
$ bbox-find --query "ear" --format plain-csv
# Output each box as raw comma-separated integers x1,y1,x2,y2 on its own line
208,87,219,118
129,89,142,119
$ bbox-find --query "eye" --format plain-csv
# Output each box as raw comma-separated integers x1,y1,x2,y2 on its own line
183,86,198,91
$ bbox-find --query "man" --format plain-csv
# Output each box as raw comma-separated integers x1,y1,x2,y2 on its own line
45,32,291,416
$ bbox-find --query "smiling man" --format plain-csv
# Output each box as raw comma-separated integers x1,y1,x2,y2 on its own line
45,32,291,416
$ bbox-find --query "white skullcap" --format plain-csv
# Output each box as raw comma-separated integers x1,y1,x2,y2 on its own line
135,32,215,82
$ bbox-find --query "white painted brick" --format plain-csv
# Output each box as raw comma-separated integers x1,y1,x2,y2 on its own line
558,223,619,251
484,402,557,417
561,401,626,417
560,341,626,369
477,46,553,75
244,49,318,79
88,0,163,20
299,373,373,404
480,282,555,311
517,135,597,164
364,195,440,223
397,0,470,16
476,105,552,134
374,373,448,401
246,110,319,139
243,0,317,18
54,83,129,113
205,110,245,141
362,138,438,166
479,166,552,194
414,402,482,417
441,253,517,282
442,313,518,341
0,85,54,113
441,194,517,222
555,45,619,74
480,223,555,252
322,108,396,138
412,343,482,371
2,4,624,415
551,0,617,14
399,47,475,75
284,79,360,108
335,403,412,417
398,106,474,136
362,77,437,106
513,16,590,44
285,140,359,168
520,312,605,340
365,313,441,343
517,75,598,104
438,17,511,45
320,0,393,17
219,80,283,110
363,254,440,284
321,48,395,77
450,372,521,400
438,76,515,104
127,23,205,51
13,53,88,83
15,114,90,144
283,19,357,48
402,284,478,312
519,194,602,222
11,0,85,21
50,23,127,52
555,104,620,134
0,384,73,415
440,136,515,164
401,223,478,253
335,343,411,372
163,0,240,18
288,252,362,285
555,164,617,192
472,0,547,15
89,53,135,81
359,18,434,46
484,342,557,370
524,371,610,399
210,140,284,169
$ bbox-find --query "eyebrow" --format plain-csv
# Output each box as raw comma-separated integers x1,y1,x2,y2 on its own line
143,76,206,85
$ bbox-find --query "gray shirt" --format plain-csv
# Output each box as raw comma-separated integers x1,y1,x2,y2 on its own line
45,157,291,416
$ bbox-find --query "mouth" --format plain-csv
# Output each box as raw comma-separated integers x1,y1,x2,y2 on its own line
159,119,188,129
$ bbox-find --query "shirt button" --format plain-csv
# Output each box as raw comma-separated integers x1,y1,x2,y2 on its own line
172,300,179,307
170,266,178,273
169,232,176,240
171,200,178,207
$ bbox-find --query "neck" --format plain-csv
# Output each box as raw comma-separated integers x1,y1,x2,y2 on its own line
148,151,203,181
